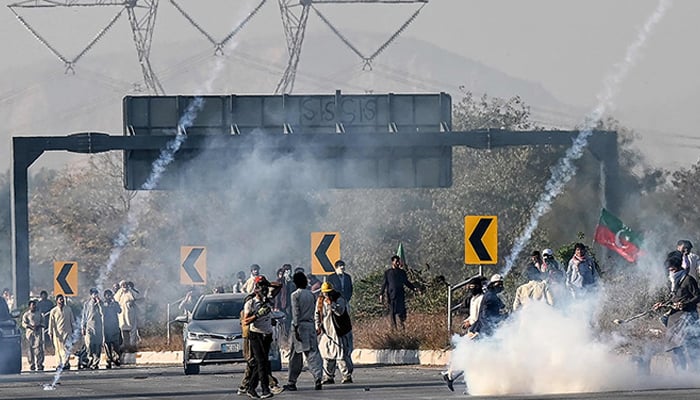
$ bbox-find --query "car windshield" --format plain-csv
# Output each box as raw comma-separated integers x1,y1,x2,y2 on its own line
193,299,244,321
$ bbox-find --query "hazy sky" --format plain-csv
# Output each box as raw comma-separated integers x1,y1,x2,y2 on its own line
1,0,698,169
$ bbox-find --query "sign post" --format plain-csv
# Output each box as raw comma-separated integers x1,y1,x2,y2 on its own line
464,216,498,276
53,261,78,297
180,246,207,285
311,232,340,276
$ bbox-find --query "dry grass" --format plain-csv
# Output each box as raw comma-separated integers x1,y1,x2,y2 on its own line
353,312,450,350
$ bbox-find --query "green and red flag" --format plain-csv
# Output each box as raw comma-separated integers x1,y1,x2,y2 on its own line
396,242,406,267
593,208,643,263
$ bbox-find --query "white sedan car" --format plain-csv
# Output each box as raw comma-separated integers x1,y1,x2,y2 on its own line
176,293,283,375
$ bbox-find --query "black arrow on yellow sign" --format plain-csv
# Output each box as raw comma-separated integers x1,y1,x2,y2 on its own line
468,218,493,262
314,234,336,273
182,248,205,284
56,263,75,295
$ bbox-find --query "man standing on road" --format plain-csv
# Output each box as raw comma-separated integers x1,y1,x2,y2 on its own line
81,288,104,369
241,276,280,399
379,255,420,329
48,294,75,371
327,260,353,306
21,300,45,371
36,290,54,349
316,282,354,385
115,279,142,353
283,272,323,392
102,289,122,368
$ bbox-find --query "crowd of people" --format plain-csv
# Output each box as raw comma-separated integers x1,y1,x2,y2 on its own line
229,260,357,398
442,239,700,393
18,279,144,372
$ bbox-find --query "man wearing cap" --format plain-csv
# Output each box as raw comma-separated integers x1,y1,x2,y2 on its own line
82,288,104,369
316,282,353,385
283,272,323,392
478,274,507,337
243,264,262,294
460,276,485,337
242,275,282,399
653,252,700,372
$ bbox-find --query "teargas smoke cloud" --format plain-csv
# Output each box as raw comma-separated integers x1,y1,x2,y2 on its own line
445,1,683,396
502,0,672,277
44,6,245,390
450,299,696,396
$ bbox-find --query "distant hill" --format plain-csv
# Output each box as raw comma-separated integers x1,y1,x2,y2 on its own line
0,32,582,172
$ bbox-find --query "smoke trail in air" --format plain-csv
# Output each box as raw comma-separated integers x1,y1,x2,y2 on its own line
45,6,246,390
502,0,672,276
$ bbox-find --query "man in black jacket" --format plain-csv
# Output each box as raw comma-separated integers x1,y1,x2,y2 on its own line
379,255,420,329
326,260,353,305
654,252,700,372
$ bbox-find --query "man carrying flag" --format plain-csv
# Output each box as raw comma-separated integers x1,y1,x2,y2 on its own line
593,208,643,263
396,242,407,267
379,244,420,329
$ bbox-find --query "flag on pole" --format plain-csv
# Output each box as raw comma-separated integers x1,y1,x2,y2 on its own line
396,242,406,267
593,208,643,263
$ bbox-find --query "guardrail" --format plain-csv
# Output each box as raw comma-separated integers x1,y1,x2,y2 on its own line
165,296,187,345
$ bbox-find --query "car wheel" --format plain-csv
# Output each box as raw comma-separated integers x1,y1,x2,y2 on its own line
184,363,200,375
182,344,200,375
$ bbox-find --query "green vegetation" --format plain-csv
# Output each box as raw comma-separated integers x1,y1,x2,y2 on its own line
1,90,698,350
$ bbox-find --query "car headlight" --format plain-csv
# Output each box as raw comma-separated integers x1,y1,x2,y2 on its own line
187,331,206,340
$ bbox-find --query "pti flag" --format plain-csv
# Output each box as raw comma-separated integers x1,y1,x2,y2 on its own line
593,208,642,263
396,242,406,267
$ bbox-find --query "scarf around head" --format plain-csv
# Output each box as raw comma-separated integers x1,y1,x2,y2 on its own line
669,268,687,293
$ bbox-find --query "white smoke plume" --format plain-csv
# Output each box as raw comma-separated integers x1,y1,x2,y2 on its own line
502,0,672,277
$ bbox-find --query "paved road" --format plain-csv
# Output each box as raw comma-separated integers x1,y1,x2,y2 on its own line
2,364,700,400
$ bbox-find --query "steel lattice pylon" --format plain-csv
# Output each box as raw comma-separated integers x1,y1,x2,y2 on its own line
275,0,428,94
8,0,164,95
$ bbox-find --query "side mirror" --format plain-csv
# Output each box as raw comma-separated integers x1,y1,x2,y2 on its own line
10,310,20,318
174,315,188,323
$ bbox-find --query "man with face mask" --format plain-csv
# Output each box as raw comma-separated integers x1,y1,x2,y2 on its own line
477,274,507,337
677,240,700,281
460,276,485,337
326,260,353,305
653,252,700,372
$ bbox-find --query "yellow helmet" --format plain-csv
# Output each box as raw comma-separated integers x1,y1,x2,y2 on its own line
321,281,334,293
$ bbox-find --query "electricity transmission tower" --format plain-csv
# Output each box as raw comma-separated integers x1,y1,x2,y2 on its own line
275,0,428,94
8,0,164,95
169,0,267,56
